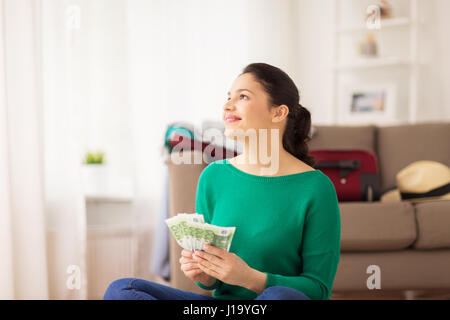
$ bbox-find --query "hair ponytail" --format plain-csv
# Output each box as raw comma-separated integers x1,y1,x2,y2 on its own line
241,63,315,167
283,103,315,167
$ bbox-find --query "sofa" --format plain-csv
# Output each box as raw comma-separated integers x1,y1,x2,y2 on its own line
165,122,450,298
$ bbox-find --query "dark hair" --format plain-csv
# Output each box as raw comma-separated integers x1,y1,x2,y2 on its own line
241,62,315,167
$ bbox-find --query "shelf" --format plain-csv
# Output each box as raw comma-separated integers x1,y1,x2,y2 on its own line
85,193,134,203
334,57,412,71
337,17,412,34
85,185,134,202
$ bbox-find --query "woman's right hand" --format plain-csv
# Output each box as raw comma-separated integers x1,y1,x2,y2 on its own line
179,249,217,287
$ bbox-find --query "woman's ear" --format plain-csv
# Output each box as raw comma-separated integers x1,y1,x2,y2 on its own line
271,105,289,123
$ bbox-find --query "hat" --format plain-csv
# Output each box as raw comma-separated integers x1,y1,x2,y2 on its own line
380,160,450,203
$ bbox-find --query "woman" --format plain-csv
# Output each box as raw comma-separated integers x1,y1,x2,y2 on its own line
103,62,341,300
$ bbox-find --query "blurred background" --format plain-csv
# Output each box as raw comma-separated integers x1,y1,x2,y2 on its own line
1,0,449,299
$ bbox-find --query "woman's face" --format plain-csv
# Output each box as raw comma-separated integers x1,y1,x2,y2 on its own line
222,73,277,139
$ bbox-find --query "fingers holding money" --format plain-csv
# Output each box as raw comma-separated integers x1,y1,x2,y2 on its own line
183,266,205,281
180,261,200,272
185,269,203,277
196,260,221,278
193,248,223,266
179,253,201,273
192,250,222,277
179,256,195,264
181,249,194,258
192,244,254,287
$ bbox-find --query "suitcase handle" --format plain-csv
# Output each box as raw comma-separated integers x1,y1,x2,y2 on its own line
314,160,360,170
314,160,361,178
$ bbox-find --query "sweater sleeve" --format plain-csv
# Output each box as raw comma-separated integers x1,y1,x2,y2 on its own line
193,164,224,291
263,178,341,300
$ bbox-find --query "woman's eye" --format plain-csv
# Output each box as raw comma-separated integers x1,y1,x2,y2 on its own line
227,95,248,101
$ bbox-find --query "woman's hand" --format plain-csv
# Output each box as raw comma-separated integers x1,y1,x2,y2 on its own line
179,249,217,287
192,244,260,289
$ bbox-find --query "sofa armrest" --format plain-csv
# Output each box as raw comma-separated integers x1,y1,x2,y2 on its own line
166,151,212,295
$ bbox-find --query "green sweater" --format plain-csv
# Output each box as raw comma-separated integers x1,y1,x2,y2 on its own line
194,158,341,300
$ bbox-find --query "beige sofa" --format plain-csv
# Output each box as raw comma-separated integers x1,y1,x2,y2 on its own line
166,122,450,297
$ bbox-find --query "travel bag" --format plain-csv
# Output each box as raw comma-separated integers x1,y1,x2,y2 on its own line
309,149,381,202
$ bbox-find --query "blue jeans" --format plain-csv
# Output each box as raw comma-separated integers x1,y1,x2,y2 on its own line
103,278,311,300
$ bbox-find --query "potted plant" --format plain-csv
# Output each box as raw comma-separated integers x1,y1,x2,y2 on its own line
81,150,108,195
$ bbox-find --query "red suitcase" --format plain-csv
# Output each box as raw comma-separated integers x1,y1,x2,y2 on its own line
309,149,381,202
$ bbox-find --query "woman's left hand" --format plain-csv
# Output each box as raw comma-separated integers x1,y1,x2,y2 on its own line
192,244,254,287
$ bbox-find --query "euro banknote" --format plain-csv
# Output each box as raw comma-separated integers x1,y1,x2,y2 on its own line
165,213,236,253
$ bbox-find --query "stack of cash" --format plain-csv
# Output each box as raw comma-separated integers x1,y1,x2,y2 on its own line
165,213,236,253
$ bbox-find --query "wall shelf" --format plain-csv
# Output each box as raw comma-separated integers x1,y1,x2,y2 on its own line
85,194,134,203
335,56,411,71
337,17,412,33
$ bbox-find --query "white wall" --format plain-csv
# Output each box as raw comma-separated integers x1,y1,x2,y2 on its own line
244,0,300,87
423,0,450,120
295,0,335,124
152,0,300,127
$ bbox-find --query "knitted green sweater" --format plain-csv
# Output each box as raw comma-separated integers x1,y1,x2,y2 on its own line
194,158,341,300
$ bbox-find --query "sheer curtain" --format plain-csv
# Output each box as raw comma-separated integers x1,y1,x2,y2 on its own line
41,0,130,298
0,0,49,299
41,0,88,299
0,0,87,299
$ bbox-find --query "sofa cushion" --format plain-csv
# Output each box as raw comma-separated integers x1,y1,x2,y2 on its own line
377,122,450,191
412,200,450,249
308,125,377,153
340,201,416,251
333,249,450,291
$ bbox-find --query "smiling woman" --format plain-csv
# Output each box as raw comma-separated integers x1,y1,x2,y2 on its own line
103,62,341,301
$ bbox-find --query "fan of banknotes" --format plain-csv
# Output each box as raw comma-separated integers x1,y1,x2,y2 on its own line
165,213,236,253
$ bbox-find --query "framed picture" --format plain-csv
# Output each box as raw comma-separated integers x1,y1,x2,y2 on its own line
338,83,397,125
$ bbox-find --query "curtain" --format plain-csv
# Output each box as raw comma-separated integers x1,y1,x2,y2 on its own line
42,0,88,300
0,0,49,299
0,0,87,299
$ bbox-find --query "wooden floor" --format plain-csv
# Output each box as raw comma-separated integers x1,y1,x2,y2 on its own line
330,289,450,300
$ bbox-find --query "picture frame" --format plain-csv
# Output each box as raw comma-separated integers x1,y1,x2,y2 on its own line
338,83,397,125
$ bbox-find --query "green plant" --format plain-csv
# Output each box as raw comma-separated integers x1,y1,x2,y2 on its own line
83,150,105,164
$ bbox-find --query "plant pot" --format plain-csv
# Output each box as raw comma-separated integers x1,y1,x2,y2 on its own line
81,164,109,196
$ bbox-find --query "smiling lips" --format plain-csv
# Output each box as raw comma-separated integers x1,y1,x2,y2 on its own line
225,114,241,123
